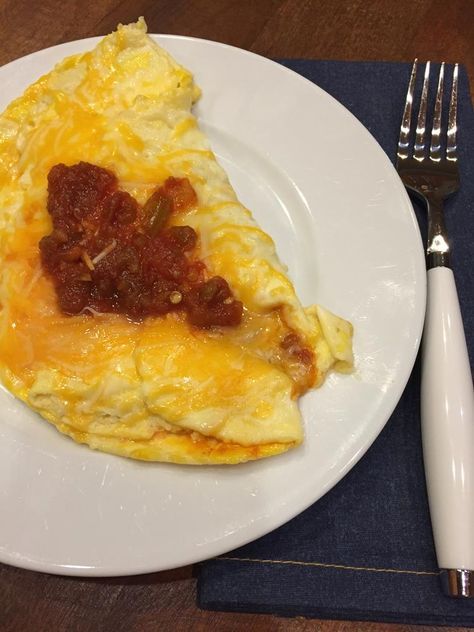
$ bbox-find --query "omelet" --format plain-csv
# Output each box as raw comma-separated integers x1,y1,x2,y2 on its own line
0,19,353,464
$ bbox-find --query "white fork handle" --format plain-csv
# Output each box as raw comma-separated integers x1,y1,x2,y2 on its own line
421,267,474,589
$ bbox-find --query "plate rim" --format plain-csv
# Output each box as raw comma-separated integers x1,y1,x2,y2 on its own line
0,33,426,576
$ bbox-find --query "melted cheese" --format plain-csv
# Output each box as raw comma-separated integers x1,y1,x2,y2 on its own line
0,19,353,464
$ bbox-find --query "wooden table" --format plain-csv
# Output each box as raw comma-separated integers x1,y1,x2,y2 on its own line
0,2,472,631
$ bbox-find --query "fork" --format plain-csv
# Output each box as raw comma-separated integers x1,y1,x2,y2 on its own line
397,61,474,598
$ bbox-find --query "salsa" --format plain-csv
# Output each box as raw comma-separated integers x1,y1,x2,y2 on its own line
39,162,243,327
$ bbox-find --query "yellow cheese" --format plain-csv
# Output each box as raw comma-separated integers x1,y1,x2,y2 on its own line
0,19,353,464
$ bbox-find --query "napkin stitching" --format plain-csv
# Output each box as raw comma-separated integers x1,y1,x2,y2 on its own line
218,556,439,576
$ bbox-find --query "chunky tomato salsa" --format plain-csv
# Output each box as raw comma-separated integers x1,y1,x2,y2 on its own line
39,162,243,327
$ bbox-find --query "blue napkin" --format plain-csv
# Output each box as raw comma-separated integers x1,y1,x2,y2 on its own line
198,60,474,626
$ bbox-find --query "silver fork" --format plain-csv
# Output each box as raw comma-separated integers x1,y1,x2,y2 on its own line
397,61,474,598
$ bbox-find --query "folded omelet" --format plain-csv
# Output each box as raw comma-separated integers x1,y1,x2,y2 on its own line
0,19,353,464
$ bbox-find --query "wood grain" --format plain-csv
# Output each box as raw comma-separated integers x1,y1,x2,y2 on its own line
0,0,472,96
0,1,473,630
1,563,473,632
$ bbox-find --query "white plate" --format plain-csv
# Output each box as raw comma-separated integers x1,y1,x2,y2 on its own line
0,35,425,576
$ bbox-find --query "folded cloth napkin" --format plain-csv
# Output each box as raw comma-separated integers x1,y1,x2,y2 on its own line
198,60,474,626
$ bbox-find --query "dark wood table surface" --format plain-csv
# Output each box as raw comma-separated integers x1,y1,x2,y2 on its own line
0,1,473,631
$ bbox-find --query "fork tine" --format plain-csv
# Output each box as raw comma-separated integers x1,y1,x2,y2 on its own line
414,62,431,161
430,62,445,162
397,59,417,160
447,63,459,161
